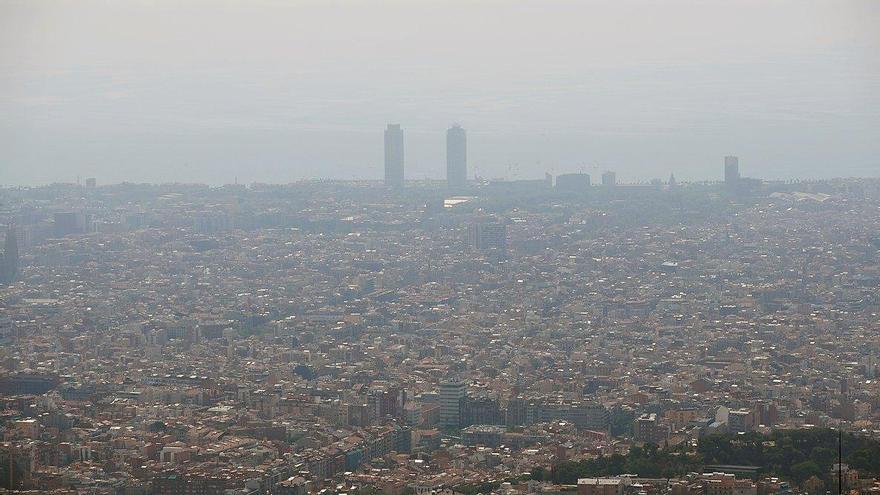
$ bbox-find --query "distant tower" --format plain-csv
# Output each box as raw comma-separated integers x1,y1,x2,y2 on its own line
724,156,740,185
446,124,467,189
668,173,677,187
601,171,616,187
467,220,507,252
555,173,591,192
439,380,466,428
384,124,405,188
1,226,19,286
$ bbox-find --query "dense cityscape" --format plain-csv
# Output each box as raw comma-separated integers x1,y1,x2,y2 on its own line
1,122,879,495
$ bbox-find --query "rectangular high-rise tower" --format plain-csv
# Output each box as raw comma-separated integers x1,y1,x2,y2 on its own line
446,124,467,189
724,156,740,185
601,171,616,187
467,221,507,252
384,124,404,188
439,380,466,428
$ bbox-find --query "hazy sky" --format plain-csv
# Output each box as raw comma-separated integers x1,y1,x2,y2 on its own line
1,0,878,185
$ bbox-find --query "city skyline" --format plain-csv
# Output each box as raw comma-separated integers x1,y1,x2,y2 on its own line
1,118,818,188
2,0,878,185
0,118,877,186
0,120,862,188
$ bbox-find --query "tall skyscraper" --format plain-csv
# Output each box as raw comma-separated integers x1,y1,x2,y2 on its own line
1,226,19,286
724,156,740,185
384,124,404,188
439,380,466,428
446,124,467,189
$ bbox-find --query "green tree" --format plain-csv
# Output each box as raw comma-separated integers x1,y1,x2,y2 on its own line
791,461,823,484
530,466,548,481
810,447,836,471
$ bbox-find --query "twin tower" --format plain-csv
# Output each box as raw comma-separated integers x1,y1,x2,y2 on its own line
384,124,467,189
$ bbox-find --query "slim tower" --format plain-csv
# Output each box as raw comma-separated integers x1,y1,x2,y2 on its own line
446,124,467,189
384,124,405,188
1,227,18,286
724,156,740,185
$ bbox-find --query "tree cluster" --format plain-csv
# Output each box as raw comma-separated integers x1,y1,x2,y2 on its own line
532,429,880,488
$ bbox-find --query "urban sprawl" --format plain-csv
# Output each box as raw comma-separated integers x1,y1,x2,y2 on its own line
1,127,879,495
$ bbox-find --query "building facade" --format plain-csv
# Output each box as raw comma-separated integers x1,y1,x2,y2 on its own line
446,124,467,189
439,380,466,428
724,156,740,185
384,124,405,188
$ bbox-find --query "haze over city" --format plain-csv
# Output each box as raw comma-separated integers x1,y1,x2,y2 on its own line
2,0,879,185
3,2,880,495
